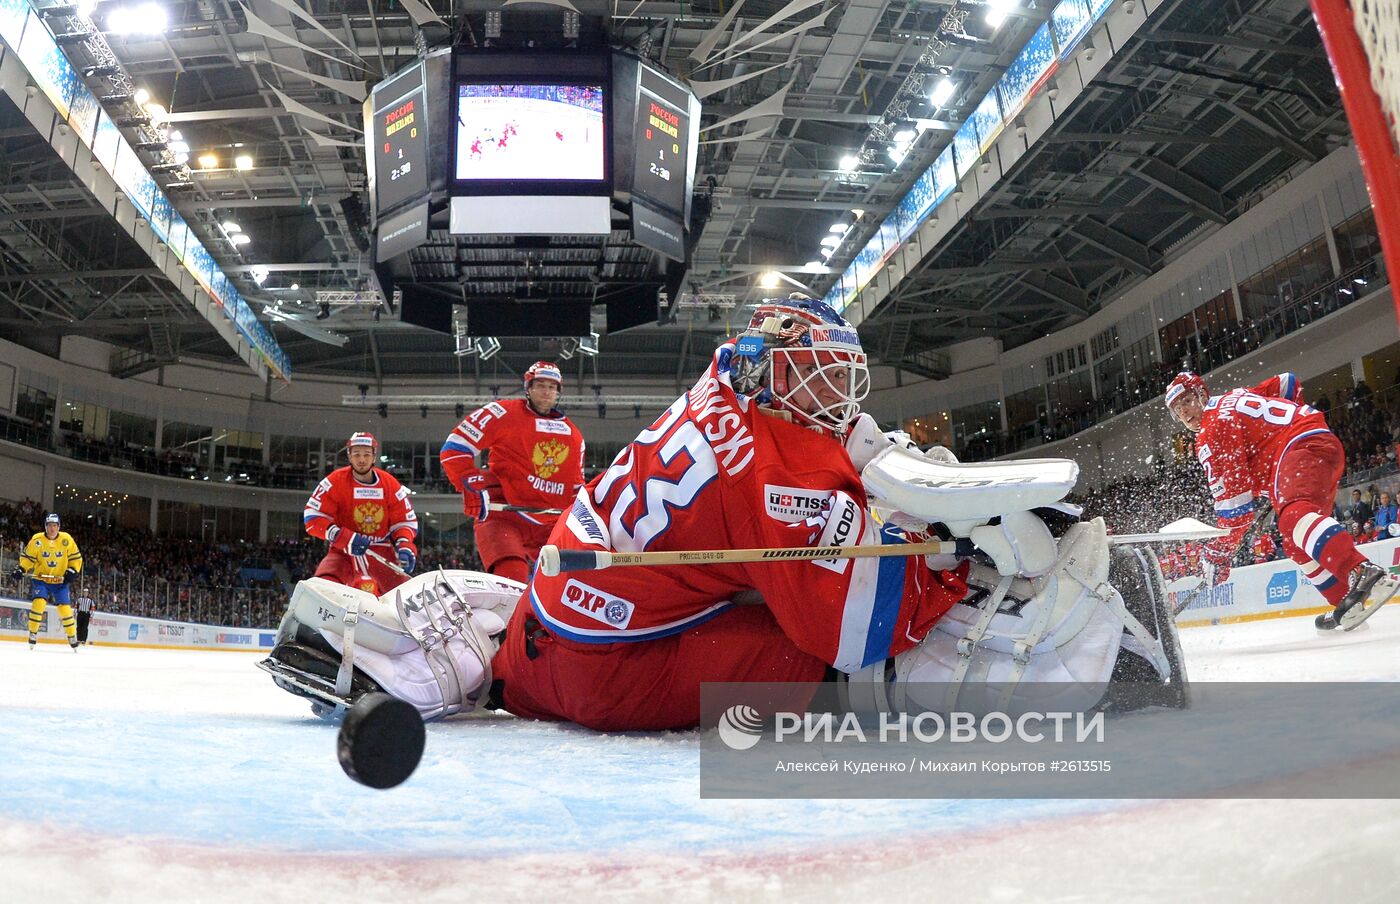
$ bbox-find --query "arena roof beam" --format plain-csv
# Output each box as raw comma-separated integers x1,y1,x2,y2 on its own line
908,257,1127,281
0,268,163,284
1037,131,1280,147
1064,219,1159,277
1216,99,1321,163
1138,31,1327,59
1013,271,1091,315
1128,157,1229,224
974,203,1207,219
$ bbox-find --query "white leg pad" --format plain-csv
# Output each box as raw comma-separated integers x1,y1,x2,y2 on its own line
848,518,1126,715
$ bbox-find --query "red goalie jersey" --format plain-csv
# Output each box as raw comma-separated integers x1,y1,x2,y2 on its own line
1195,372,1325,546
440,399,585,519
527,344,969,673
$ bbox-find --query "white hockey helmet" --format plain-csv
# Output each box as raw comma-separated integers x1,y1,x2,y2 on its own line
729,296,869,435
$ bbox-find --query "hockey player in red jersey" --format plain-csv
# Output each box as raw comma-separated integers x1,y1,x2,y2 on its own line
303,432,419,596
1166,371,1397,629
440,361,585,582
488,299,974,731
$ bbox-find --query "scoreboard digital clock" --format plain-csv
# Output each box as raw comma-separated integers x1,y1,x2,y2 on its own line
371,63,430,217
631,67,691,217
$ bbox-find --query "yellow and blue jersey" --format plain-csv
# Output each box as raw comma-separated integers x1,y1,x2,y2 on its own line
20,531,82,584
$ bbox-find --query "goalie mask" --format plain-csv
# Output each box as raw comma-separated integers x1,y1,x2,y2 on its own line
730,296,870,435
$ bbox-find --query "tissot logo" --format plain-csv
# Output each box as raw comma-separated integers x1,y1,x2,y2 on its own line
764,484,832,522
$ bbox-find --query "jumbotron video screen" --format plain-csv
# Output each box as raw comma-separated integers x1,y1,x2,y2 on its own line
454,83,605,181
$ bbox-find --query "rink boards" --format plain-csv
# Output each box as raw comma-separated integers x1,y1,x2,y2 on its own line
1172,536,1400,626
0,596,275,651
5,535,1396,648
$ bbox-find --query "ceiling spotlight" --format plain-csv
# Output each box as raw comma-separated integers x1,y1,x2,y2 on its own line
106,3,169,35
197,153,218,168
828,223,847,234
222,221,242,233
804,260,824,271
250,266,268,285
929,77,957,108
230,233,251,246
234,154,254,171
820,235,842,248
289,282,300,291
838,154,858,173
759,271,781,289
133,87,150,105
893,127,916,145
985,0,1017,29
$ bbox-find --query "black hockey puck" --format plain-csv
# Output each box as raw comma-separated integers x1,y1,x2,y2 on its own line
336,693,425,789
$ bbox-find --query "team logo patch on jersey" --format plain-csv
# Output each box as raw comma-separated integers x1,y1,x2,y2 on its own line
353,502,385,533
533,439,570,479
353,486,385,499
562,579,635,628
535,418,572,436
764,484,833,522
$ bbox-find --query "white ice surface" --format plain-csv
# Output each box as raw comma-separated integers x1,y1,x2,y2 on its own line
3,612,1400,902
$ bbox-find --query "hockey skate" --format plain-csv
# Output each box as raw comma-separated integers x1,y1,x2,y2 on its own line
27,633,35,649
1333,562,1400,631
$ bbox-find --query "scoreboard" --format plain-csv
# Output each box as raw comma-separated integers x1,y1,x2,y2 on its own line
631,67,692,218
370,63,430,218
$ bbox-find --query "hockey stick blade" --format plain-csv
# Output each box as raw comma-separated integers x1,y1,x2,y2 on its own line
366,548,410,577
538,539,967,576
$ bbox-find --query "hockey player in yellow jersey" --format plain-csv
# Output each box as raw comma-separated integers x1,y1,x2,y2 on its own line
15,513,82,650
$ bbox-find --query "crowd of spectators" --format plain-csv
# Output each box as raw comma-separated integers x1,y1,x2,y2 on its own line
954,254,1386,464
0,499,483,629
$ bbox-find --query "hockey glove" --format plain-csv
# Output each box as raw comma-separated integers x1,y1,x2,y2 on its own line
395,539,417,574
10,566,23,581
332,529,373,557
63,567,77,584
461,474,501,522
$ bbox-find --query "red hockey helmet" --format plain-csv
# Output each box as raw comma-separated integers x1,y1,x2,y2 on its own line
346,431,379,454
1164,372,1207,422
523,360,563,392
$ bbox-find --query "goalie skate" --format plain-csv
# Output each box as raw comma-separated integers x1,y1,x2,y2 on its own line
257,627,387,717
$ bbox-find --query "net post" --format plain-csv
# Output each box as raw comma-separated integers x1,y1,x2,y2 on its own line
1311,0,1400,326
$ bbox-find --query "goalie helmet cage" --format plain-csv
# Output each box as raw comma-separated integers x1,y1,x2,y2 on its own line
1311,0,1400,326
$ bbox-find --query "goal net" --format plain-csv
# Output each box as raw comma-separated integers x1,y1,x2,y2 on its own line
1312,0,1400,320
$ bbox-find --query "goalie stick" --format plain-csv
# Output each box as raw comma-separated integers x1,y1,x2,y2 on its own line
538,519,1231,576
488,503,563,516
